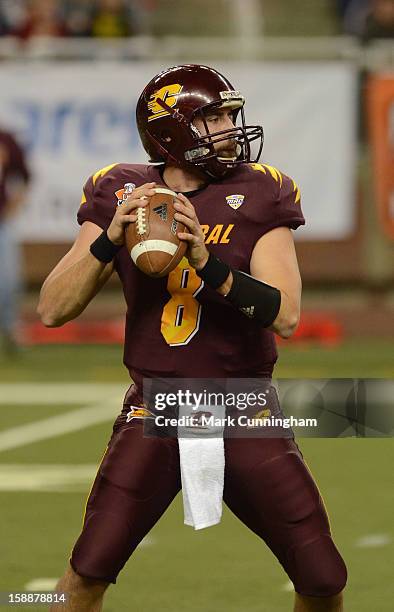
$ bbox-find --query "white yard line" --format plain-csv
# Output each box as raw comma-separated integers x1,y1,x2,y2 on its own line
355,534,392,548
0,383,126,453
0,402,120,453
0,397,124,453
0,383,126,405
25,579,59,592
0,464,97,491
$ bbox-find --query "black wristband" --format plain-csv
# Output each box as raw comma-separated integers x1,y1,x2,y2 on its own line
196,252,230,289
90,230,122,264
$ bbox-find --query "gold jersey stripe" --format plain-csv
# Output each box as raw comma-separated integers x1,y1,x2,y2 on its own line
250,162,266,174
251,162,300,203
262,164,283,187
92,163,118,186
292,179,301,204
251,163,283,187
79,163,118,207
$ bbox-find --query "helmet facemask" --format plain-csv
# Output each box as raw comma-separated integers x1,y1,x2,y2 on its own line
184,103,264,179
161,98,263,179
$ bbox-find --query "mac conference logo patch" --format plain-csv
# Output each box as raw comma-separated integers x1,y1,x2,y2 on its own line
226,194,245,210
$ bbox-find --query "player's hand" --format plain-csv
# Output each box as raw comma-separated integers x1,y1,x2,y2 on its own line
107,182,156,246
174,193,209,270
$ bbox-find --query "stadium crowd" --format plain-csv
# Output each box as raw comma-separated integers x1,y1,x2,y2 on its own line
0,0,150,39
337,0,394,40
0,1,392,41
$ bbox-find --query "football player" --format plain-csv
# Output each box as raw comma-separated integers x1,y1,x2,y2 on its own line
0,128,30,354
38,65,347,612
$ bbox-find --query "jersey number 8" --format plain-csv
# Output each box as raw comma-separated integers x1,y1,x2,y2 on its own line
161,258,204,346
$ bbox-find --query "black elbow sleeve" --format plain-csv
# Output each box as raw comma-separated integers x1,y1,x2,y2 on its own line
226,270,281,328
196,253,281,328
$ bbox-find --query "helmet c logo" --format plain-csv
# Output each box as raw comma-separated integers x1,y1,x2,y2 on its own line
148,84,183,122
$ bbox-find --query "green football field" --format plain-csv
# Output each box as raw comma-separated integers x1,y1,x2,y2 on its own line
0,340,393,611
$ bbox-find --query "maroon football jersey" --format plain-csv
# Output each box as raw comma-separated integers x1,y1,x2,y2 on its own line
77,162,304,383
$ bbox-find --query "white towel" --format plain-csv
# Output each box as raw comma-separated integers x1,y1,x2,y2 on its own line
178,404,225,530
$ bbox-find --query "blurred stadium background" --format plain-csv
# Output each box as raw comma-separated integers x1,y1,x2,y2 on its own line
0,1,393,610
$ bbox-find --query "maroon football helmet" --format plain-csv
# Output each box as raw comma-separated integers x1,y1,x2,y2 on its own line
136,64,264,179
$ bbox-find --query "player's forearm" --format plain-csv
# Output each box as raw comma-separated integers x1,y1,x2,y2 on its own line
37,253,108,327
268,290,300,339
197,254,300,339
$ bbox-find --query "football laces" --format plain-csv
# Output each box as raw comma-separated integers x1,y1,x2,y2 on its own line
136,206,147,236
